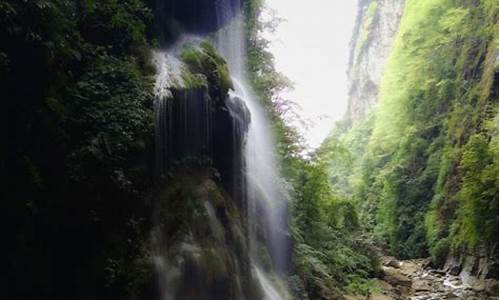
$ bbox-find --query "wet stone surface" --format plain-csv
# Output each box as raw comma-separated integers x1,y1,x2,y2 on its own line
346,257,499,300
385,257,498,300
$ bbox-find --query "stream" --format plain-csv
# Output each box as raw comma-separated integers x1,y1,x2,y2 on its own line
346,257,498,300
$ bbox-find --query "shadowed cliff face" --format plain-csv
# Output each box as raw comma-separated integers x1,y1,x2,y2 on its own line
152,39,249,197
154,82,250,208
346,0,405,123
148,0,241,44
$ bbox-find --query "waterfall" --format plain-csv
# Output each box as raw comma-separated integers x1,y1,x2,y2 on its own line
214,1,291,297
152,41,214,177
150,1,290,299
254,267,284,300
229,78,290,274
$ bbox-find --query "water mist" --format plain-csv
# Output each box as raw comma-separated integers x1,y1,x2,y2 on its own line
151,0,291,298
214,2,291,298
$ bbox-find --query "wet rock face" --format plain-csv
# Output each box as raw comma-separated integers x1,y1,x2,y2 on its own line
213,95,250,209
346,0,405,123
383,266,412,287
155,84,251,211
153,40,250,196
152,40,258,300
443,246,499,282
150,0,241,43
153,170,253,300
163,88,214,166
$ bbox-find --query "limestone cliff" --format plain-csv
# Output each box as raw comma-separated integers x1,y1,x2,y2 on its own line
345,0,405,123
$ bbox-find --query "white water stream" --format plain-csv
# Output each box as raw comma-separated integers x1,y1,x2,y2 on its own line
151,1,290,298
254,267,283,300
214,3,290,299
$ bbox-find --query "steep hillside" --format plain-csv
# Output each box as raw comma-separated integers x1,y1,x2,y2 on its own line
323,0,498,280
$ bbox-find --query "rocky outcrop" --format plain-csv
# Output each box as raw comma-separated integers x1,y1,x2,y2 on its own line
345,0,405,123
382,266,412,288
359,256,499,299
153,40,247,184
443,246,499,285
152,39,259,299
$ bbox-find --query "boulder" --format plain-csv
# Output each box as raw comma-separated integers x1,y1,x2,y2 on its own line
470,278,499,295
370,294,393,300
442,292,458,299
432,269,447,276
382,256,402,269
382,266,412,287
399,261,420,276
421,258,433,269
412,279,432,292
387,259,402,269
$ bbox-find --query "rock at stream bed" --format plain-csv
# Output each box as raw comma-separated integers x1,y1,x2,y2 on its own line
470,278,499,296
412,279,432,292
360,256,499,300
383,266,412,288
383,257,498,300
382,256,402,269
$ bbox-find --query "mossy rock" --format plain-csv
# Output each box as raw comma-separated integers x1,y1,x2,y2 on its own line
154,169,252,299
180,41,233,104
179,68,207,89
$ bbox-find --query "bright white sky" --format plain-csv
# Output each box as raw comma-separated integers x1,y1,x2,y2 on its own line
262,0,358,149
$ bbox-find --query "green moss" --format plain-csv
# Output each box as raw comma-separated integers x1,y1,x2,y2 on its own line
180,41,233,103
206,179,227,208
154,168,255,299
201,245,229,279
179,67,207,89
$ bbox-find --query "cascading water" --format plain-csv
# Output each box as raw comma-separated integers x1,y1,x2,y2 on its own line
228,70,290,300
229,78,291,273
150,0,291,299
153,46,214,177
213,1,291,297
254,267,284,300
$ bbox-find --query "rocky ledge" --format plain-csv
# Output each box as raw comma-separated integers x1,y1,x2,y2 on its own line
345,256,498,300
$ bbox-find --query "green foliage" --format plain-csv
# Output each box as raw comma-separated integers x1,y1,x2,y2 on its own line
3,0,156,298
450,132,499,250
79,0,152,54
366,0,498,259
66,55,153,186
241,4,355,296
244,0,304,167
430,237,451,266
324,0,498,267
289,159,380,298
345,277,380,298
181,41,233,101
319,114,375,200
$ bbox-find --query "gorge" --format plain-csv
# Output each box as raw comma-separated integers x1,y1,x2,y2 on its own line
3,0,498,300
